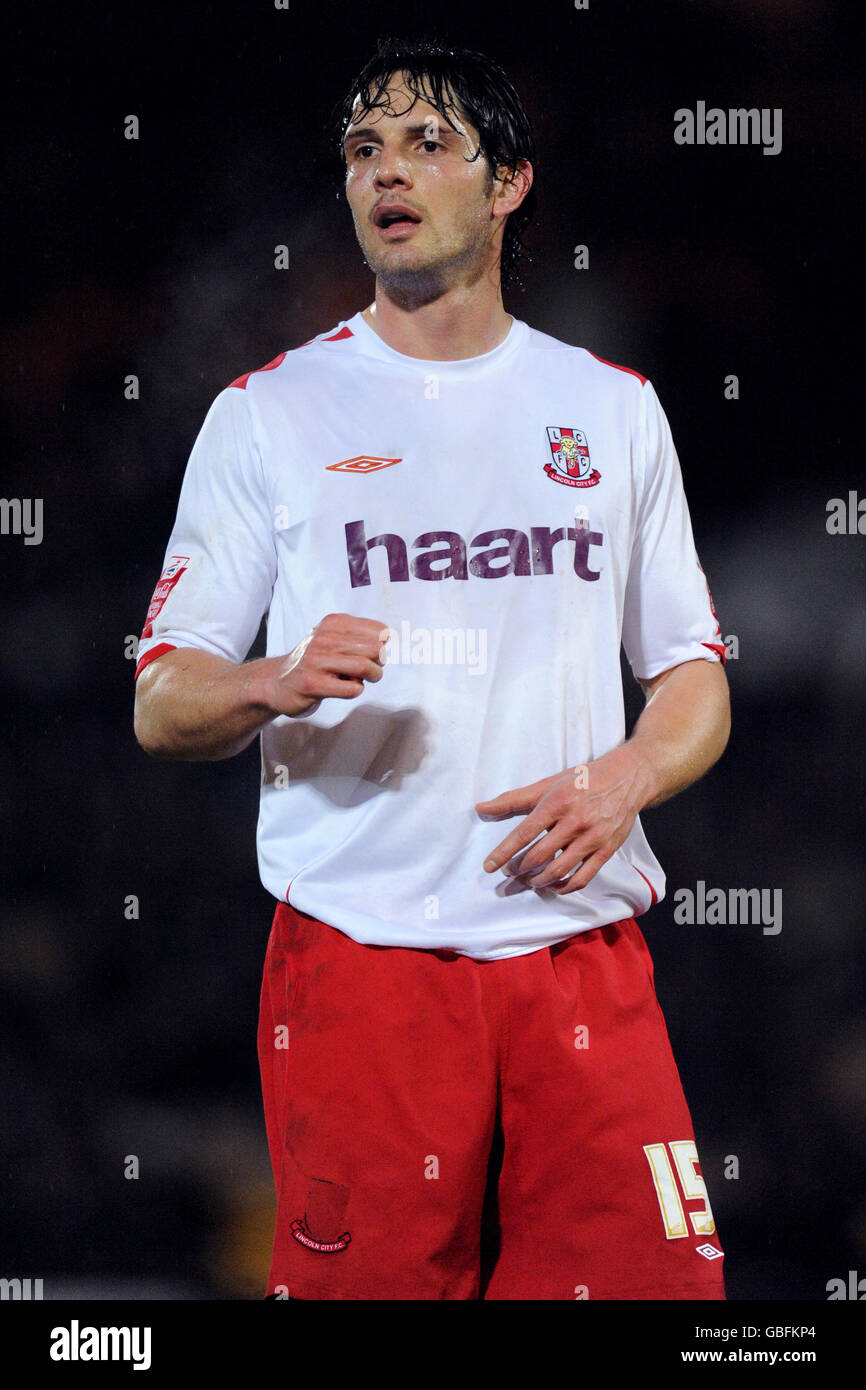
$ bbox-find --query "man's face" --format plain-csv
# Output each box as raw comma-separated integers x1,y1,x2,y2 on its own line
342,72,502,297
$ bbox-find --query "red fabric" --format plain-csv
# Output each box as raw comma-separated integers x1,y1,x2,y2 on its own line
140,564,188,640
228,352,288,391
635,865,659,906
702,640,728,664
257,902,725,1300
586,350,648,386
134,642,176,680
228,327,353,389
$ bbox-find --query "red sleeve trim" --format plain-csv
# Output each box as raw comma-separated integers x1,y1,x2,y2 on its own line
134,642,177,680
227,324,353,387
634,866,658,907
586,350,647,386
228,351,288,390
702,641,728,665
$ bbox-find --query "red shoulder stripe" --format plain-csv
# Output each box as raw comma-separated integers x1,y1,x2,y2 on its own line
228,351,288,391
586,350,647,386
228,325,353,387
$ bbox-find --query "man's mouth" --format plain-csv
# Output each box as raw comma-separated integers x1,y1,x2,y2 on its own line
373,204,423,234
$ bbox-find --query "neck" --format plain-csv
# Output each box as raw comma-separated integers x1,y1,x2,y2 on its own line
362,276,512,360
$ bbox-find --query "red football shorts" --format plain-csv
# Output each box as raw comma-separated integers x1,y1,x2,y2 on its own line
257,901,725,1300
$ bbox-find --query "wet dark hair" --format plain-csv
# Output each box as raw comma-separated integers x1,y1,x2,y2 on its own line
333,34,536,290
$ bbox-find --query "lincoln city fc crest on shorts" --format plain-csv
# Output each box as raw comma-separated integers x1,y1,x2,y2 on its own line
544,427,600,488
291,1177,352,1253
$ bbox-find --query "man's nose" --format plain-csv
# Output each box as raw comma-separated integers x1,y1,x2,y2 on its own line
373,148,412,187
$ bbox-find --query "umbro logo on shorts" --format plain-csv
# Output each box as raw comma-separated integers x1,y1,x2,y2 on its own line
696,1243,724,1260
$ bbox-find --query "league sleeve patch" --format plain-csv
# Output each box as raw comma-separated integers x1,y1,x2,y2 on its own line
140,556,189,640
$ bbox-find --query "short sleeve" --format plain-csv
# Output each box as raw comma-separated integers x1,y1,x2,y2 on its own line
135,387,277,679
621,380,725,683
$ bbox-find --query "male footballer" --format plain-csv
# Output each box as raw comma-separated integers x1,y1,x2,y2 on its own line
134,36,731,1300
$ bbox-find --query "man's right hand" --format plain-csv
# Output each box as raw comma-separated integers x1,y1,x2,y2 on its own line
262,613,390,717
134,613,390,761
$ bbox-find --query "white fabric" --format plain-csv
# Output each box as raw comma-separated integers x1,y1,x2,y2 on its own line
137,311,723,960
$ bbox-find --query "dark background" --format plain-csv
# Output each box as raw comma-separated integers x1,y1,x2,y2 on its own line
2,0,864,1299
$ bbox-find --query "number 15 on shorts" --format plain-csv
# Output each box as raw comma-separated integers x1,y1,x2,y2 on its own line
644,1140,717,1238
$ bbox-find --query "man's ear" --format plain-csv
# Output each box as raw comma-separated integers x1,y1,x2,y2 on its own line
493,159,533,218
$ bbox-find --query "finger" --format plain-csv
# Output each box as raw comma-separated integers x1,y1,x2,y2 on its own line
475,775,560,817
482,813,560,872
319,630,389,666
550,847,614,894
526,826,603,886
529,840,590,889
316,613,389,643
325,653,386,682
514,818,588,876
507,843,560,881
316,675,366,699
528,808,635,886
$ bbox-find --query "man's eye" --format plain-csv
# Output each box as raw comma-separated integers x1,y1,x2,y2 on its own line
356,145,376,159
421,140,442,153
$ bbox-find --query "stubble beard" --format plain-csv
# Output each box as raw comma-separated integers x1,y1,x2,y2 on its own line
357,209,495,310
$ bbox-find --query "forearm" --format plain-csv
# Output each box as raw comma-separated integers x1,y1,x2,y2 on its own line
134,648,279,761
624,657,731,809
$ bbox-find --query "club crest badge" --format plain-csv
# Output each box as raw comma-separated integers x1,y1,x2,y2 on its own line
544,427,600,488
290,1177,352,1254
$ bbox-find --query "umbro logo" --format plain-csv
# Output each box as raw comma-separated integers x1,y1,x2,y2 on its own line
696,1243,724,1261
326,456,402,473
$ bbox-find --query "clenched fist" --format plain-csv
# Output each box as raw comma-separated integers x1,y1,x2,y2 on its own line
264,613,390,717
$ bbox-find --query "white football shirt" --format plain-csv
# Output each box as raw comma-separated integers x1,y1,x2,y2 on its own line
136,311,725,961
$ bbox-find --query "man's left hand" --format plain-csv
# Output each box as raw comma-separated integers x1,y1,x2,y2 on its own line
474,744,656,895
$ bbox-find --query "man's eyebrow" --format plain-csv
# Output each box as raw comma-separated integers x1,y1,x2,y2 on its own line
342,121,461,147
